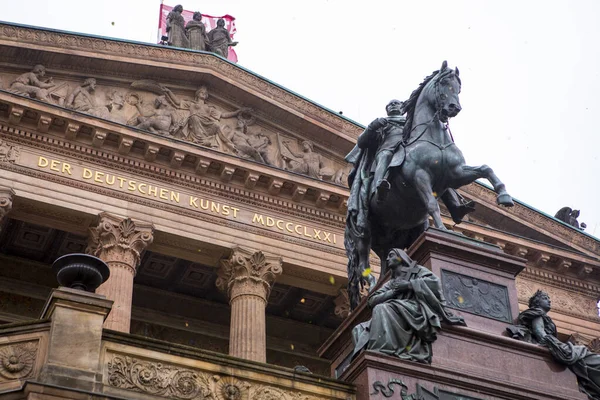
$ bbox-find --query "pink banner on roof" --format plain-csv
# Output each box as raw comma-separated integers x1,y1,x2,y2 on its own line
158,4,238,63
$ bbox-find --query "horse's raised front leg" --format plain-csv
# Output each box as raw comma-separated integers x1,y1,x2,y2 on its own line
451,164,514,207
414,170,446,229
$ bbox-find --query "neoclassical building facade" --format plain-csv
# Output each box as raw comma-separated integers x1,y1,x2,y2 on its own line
0,22,598,399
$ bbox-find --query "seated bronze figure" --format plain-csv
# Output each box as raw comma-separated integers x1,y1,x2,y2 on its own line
352,249,465,363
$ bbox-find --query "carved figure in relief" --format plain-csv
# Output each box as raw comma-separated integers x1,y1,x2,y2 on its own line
351,248,465,363
0,140,19,163
246,129,276,166
332,165,351,185
133,96,177,135
9,65,55,102
186,12,209,51
280,139,335,180
507,290,600,400
208,18,238,58
163,86,249,151
65,78,124,119
223,116,270,163
166,5,189,48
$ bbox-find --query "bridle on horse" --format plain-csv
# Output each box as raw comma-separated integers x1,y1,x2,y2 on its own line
402,69,457,147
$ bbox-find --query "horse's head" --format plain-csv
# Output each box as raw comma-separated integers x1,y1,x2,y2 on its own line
429,60,462,122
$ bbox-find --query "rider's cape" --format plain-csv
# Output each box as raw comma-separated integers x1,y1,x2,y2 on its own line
345,141,374,236
345,120,406,235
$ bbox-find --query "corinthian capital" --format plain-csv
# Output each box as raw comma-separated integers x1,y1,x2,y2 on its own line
86,213,154,275
216,247,282,303
0,188,15,223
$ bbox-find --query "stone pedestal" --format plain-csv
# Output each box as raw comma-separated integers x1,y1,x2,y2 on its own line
38,287,113,391
217,247,282,363
410,228,524,335
319,228,586,400
87,213,154,333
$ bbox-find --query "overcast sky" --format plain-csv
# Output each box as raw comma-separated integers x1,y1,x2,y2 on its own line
3,0,599,239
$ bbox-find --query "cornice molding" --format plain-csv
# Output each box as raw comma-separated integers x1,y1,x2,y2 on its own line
519,267,600,297
0,117,347,227
460,183,600,257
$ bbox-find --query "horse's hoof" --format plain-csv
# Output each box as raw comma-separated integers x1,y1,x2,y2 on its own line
497,193,514,207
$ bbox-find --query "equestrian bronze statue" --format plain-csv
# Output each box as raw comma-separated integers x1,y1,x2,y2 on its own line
345,61,514,309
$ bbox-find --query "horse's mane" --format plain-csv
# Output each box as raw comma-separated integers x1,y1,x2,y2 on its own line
402,67,460,142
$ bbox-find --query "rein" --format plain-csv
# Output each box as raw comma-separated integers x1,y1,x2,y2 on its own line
402,70,455,148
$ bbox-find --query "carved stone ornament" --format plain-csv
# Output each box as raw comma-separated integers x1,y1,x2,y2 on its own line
0,187,14,223
334,286,369,319
0,341,38,381
334,289,350,319
216,247,282,302
371,376,483,400
106,354,321,400
86,213,154,275
0,140,20,164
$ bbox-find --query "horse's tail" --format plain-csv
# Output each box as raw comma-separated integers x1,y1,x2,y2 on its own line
345,211,367,311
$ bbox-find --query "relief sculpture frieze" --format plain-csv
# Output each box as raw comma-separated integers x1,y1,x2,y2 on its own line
106,354,323,400
1,64,349,185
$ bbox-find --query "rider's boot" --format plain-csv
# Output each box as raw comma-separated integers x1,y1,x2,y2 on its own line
441,189,476,224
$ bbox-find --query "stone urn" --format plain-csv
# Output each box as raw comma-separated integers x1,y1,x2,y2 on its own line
52,253,110,293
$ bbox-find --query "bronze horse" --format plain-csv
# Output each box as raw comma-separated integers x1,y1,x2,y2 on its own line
345,61,514,309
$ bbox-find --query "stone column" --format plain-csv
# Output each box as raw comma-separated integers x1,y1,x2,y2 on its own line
0,187,15,226
86,213,154,333
216,247,282,363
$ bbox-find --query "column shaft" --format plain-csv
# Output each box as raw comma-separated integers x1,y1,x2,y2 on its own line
230,293,267,362
96,261,135,332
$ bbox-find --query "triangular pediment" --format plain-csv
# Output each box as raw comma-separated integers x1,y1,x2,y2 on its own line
0,22,361,192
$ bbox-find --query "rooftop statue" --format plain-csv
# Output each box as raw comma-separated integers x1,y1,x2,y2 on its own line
208,18,238,58
166,5,190,48
345,61,514,309
507,290,600,400
555,207,587,230
186,12,209,51
352,249,465,363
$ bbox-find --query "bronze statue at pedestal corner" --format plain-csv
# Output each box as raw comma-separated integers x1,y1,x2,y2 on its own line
186,12,209,51
345,61,514,309
208,18,238,58
507,290,600,400
555,207,587,230
351,249,465,363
